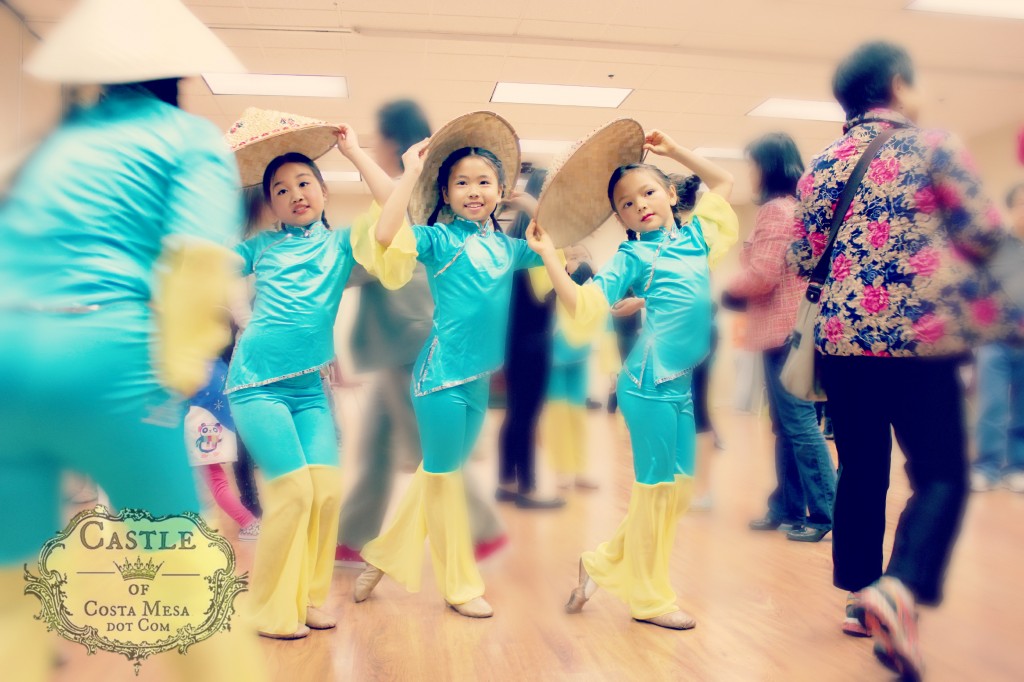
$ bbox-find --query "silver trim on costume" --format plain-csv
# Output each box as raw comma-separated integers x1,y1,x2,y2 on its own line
413,367,499,397
434,241,468,277
223,360,332,394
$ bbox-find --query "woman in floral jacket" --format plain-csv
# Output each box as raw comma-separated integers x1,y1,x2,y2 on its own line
788,41,1010,681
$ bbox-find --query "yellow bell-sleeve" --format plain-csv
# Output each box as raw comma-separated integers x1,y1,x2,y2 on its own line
350,200,419,290
557,280,612,349
154,236,236,397
693,192,740,270
525,249,567,302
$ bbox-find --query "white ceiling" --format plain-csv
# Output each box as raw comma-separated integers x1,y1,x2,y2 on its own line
14,0,1024,201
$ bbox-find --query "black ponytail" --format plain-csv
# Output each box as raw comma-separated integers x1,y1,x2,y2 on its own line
668,173,701,213
261,152,331,229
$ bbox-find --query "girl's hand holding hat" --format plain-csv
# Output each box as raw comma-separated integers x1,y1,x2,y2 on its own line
643,129,683,158
402,138,431,177
526,221,557,258
334,123,361,158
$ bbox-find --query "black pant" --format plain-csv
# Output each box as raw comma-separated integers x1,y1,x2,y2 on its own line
498,336,551,493
232,438,262,518
820,354,968,605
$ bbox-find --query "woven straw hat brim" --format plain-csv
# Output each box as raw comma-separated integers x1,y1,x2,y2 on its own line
409,112,520,226
536,119,645,248
25,0,244,84
226,108,338,187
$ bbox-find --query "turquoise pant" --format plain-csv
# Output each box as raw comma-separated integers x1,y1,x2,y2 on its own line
548,362,588,407
411,378,489,474
617,371,695,485
0,306,200,564
228,372,340,481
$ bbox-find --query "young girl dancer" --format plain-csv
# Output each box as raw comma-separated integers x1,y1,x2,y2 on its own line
353,113,547,618
225,112,394,639
528,130,738,629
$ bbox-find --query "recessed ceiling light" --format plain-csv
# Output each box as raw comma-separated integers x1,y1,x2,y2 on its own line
202,73,349,98
693,147,746,160
520,139,574,154
747,98,845,122
491,82,632,108
906,0,1024,20
320,171,361,183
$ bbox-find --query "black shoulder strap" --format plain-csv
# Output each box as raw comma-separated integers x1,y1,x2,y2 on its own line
806,127,898,302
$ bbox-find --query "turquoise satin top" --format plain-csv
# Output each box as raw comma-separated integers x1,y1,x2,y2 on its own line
410,217,543,396
0,86,240,319
592,218,712,387
226,221,354,392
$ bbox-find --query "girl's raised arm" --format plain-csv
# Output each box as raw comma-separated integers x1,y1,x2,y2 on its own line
375,138,429,247
526,221,580,315
645,130,734,200
336,124,394,207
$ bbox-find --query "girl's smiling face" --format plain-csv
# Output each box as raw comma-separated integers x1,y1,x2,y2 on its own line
268,162,327,226
612,169,678,233
442,156,501,223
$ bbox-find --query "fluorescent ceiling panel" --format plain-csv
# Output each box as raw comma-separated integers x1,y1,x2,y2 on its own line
202,73,349,98
906,0,1024,20
747,98,845,122
693,147,746,160
491,82,632,108
321,171,361,182
520,139,573,154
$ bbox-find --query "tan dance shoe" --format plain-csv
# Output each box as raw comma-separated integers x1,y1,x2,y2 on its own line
447,596,494,618
636,609,697,630
565,558,596,614
305,606,337,630
258,625,311,640
353,564,384,603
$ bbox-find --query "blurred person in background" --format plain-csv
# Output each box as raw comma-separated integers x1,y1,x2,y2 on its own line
541,242,600,491
789,41,1014,680
497,168,567,509
0,0,268,679
727,132,837,542
971,181,1024,493
337,100,508,566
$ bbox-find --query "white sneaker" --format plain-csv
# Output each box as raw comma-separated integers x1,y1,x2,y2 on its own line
238,520,260,541
970,471,997,493
1002,472,1024,494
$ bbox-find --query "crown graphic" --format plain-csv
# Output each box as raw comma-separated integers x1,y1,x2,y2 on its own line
114,556,163,581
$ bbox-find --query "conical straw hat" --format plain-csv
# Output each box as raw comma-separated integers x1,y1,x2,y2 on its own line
226,107,339,188
536,119,645,248
25,0,244,84
409,111,519,226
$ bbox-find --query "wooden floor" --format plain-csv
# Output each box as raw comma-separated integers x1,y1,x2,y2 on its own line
53,400,1024,681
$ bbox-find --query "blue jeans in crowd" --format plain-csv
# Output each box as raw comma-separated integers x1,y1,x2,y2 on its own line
762,346,837,529
974,343,1024,483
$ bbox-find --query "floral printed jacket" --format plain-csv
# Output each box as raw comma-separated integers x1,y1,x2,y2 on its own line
787,108,1012,358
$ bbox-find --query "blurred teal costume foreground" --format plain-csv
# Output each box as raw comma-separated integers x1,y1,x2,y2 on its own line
409,217,543,472
0,87,241,563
